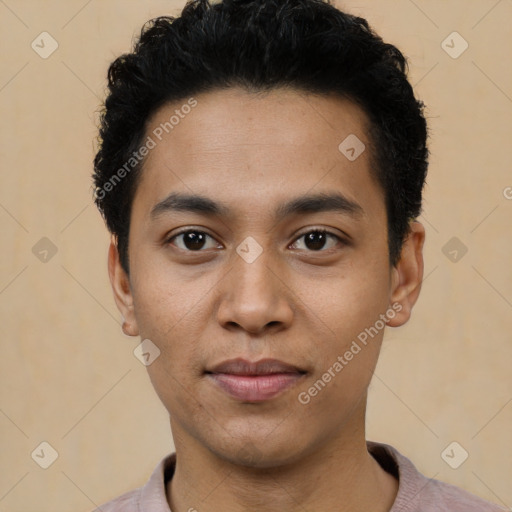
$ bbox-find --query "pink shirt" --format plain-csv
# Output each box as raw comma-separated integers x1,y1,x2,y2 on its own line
94,441,505,511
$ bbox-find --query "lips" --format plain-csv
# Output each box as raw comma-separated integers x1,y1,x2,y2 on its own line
205,358,307,402
206,357,306,376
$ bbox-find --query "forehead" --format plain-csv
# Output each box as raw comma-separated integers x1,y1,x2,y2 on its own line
132,87,384,223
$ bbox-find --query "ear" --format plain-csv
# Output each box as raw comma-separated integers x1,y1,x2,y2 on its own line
108,238,139,337
387,221,425,327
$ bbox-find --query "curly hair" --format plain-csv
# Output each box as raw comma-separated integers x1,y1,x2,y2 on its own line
93,0,429,273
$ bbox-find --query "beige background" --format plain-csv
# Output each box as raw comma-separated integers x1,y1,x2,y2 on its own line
0,1,511,511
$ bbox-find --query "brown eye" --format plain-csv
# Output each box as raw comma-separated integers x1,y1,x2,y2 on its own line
168,230,219,251
290,229,342,252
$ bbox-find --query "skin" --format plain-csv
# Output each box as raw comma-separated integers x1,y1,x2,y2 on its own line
108,87,425,512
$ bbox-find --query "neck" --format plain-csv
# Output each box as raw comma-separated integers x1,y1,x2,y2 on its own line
166,406,398,512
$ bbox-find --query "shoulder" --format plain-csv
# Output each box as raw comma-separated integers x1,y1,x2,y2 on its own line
89,453,176,512
416,477,507,511
367,441,506,512
91,487,140,511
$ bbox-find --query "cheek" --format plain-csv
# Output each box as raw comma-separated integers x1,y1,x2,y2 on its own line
298,257,391,403
130,256,207,336
129,267,207,382
303,258,390,344
295,287,387,424
133,276,209,415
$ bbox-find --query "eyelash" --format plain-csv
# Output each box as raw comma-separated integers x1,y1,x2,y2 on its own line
166,228,345,253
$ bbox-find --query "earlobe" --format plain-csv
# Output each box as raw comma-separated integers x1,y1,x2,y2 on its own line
108,239,140,337
387,221,425,327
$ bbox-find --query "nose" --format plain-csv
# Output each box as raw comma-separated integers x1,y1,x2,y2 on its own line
216,247,294,335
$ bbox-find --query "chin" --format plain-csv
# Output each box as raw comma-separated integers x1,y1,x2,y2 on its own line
210,434,311,470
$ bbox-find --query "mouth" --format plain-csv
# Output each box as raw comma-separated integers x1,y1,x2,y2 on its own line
205,358,307,402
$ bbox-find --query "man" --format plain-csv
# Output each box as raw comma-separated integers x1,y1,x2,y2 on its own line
92,0,504,510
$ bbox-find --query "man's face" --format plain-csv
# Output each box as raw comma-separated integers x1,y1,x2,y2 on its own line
111,87,419,467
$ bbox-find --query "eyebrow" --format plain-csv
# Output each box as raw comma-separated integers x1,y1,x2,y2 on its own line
150,191,364,222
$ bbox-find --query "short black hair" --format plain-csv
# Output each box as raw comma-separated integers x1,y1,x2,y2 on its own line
93,0,429,273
